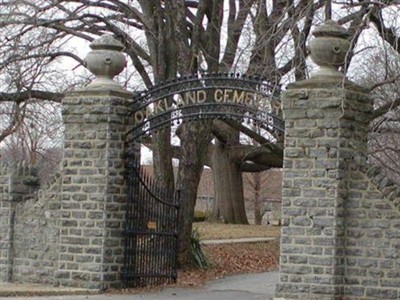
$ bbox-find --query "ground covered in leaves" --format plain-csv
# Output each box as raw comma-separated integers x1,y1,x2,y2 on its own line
178,240,280,287
112,224,280,294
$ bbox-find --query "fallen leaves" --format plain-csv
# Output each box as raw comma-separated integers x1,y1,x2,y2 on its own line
108,223,281,294
109,240,280,295
177,240,279,287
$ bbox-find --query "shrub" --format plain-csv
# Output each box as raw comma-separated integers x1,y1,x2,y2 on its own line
193,210,208,222
190,228,210,269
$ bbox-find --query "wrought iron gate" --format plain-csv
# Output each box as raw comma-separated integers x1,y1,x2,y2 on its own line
122,73,284,287
121,158,180,287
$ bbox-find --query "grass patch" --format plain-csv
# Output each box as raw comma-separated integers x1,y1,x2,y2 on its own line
192,222,280,240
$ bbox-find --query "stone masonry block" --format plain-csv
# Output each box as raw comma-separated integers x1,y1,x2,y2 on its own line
305,247,323,255
365,288,398,299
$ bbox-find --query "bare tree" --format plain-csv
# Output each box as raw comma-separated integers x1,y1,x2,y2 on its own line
353,38,400,182
1,0,400,265
0,101,63,183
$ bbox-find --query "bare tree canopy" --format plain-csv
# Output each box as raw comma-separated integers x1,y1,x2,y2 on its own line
1,1,400,119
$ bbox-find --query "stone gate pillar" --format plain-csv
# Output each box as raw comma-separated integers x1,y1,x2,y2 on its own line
56,35,131,289
275,21,372,300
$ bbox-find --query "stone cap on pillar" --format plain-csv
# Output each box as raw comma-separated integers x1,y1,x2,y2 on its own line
84,34,127,90
287,20,367,92
309,20,350,78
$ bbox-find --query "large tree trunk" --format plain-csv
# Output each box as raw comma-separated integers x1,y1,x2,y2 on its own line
211,142,249,224
176,121,212,266
152,129,175,190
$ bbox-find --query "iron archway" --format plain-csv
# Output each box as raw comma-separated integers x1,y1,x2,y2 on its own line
121,73,284,287
126,73,284,142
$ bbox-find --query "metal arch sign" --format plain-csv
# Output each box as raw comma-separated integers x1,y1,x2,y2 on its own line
127,73,284,141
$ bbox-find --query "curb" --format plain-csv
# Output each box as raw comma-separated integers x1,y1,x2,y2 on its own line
0,283,99,298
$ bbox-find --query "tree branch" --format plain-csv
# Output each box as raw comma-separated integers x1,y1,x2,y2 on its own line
220,0,255,71
223,119,282,148
368,75,400,92
230,144,283,168
0,90,64,103
370,97,400,120
369,7,400,56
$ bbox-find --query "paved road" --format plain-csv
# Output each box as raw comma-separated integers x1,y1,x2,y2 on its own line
2,271,278,300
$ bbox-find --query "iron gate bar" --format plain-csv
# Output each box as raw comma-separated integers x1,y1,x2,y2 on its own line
122,158,180,287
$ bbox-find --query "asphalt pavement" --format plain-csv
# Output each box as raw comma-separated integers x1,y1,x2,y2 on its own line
1,271,279,300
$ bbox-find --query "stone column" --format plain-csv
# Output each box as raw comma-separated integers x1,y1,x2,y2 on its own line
274,21,372,300
56,35,131,289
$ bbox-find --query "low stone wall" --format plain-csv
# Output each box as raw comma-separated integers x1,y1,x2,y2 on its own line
0,163,61,285
11,174,61,285
0,163,12,282
343,164,400,299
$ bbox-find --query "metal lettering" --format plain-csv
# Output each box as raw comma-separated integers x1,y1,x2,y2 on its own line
156,98,169,113
233,90,245,104
134,110,146,123
197,90,206,103
223,89,233,102
245,92,254,106
134,88,260,124
214,89,223,102
184,91,197,104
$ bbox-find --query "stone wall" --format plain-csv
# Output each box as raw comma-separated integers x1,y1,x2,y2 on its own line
0,34,133,290
0,163,12,282
11,173,61,285
0,91,131,290
0,163,60,284
275,79,400,300
343,164,400,299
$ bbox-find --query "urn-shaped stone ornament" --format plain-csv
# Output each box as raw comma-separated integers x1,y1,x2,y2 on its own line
85,34,126,89
309,20,350,77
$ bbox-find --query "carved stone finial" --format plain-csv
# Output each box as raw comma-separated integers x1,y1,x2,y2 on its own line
85,34,126,89
309,20,350,78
